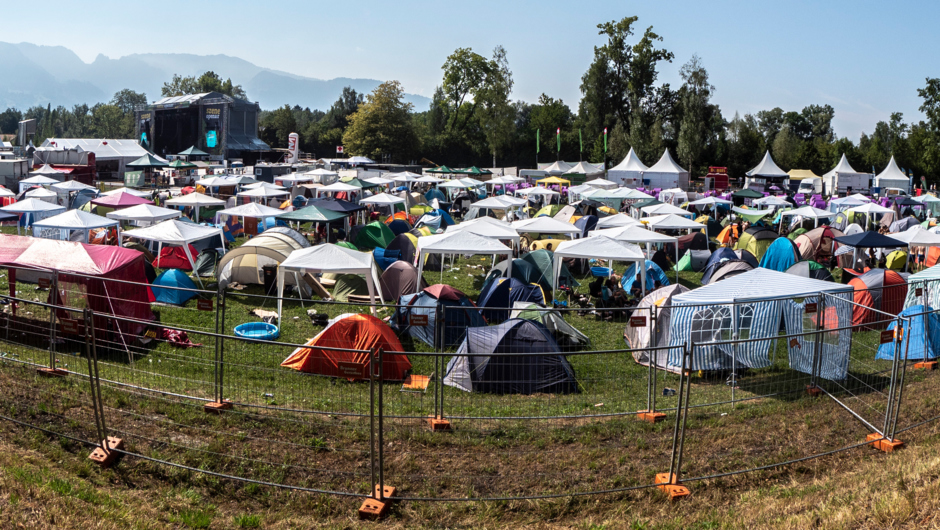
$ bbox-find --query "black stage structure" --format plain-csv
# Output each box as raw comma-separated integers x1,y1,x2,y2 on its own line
135,92,271,164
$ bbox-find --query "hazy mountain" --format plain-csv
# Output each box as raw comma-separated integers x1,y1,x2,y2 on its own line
0,42,431,112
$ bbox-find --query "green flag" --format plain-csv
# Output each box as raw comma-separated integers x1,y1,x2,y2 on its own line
536,129,540,154
556,127,561,153
579,129,583,153
603,127,608,153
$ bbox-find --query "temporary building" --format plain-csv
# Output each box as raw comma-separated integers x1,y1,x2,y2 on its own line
735,226,779,259
1,198,66,230
152,269,198,305
848,268,908,327
444,319,578,394
786,260,834,282
217,227,310,291
0,234,154,337
621,259,670,291
624,284,690,368
394,285,485,347
876,305,940,361
823,154,872,195
643,149,690,190
379,261,426,301
477,277,547,322
608,148,649,187
277,244,383,317
793,226,844,263
106,204,181,226
874,156,911,192
415,231,513,283
32,210,120,244
281,313,411,381
759,237,801,272
667,268,853,375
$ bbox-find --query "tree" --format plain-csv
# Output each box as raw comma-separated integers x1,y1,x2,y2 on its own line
259,105,297,148
343,81,419,163
772,125,801,170
676,55,713,173
440,46,514,136
528,94,573,159
90,104,127,138
474,46,515,165
0,108,22,135
162,72,247,99
110,89,148,115
323,87,364,130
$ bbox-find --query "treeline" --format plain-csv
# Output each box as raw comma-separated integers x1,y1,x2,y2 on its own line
3,17,939,182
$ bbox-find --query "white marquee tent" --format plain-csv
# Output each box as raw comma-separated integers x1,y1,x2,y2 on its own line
32,209,120,243
607,148,649,187
644,149,690,190
874,156,911,192
106,204,182,226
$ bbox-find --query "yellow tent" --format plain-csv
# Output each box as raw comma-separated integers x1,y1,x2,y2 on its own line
537,176,571,186
787,169,821,180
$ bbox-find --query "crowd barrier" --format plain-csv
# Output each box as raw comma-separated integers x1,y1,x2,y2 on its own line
0,265,938,514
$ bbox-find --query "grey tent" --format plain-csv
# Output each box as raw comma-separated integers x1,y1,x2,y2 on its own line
379,261,427,301
444,319,578,394
624,284,690,368
510,302,591,351
706,260,754,284
193,249,218,277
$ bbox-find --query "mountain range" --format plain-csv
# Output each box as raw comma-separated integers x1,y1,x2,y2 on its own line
0,42,431,113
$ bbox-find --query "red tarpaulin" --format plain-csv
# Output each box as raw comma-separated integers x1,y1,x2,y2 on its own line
0,234,154,336
91,191,154,209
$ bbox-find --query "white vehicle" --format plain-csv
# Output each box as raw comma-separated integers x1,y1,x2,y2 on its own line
797,177,822,195
882,187,909,198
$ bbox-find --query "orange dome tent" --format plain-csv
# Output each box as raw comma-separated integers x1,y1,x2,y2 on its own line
281,313,411,381
848,269,908,328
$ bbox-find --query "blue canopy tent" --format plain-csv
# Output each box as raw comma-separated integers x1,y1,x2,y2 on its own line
876,305,940,361
152,269,198,305
759,237,801,272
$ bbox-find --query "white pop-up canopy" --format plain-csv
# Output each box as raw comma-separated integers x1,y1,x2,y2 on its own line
275,173,314,186
416,230,512,284
891,226,940,271
584,178,618,189
595,213,640,229
515,186,560,197
243,181,287,190
780,206,836,227
542,160,574,176
415,175,443,184
644,214,706,232
567,161,604,177
106,204,182,226
752,195,790,207
640,203,693,218
25,187,59,203
359,192,407,207
277,243,384,316
32,210,120,243
874,156,911,192
465,195,528,221
589,224,679,276
511,216,582,237
50,180,95,192
237,186,291,203
445,218,520,248
1,198,66,231
552,235,647,296
0,188,15,198
217,202,284,219
19,174,60,192
363,176,393,187
608,148,649,187
687,196,733,219
303,168,339,182
102,187,151,197
164,192,225,221
121,219,225,286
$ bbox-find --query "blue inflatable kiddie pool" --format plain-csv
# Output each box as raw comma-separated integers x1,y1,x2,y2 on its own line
234,322,279,340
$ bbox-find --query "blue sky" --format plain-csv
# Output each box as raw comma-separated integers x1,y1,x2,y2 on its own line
4,0,938,140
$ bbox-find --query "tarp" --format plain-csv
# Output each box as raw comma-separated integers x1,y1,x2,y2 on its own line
281,313,411,381
444,319,578,394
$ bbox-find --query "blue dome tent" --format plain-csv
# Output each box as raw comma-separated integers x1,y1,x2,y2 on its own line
621,260,670,291
393,285,486,347
759,237,801,272
477,278,547,322
152,269,197,305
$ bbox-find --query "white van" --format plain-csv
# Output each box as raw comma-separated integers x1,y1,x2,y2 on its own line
797,177,822,195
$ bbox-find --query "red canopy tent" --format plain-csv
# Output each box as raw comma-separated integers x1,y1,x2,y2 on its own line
0,234,154,338
91,191,154,209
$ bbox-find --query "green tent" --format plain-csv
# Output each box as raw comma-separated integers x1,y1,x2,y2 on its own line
456,166,492,175
535,204,563,217
788,227,808,240
127,153,168,168
332,274,372,302
178,146,209,157
354,221,395,250
674,252,693,271
168,159,196,169
277,206,348,223
336,241,358,250
732,188,764,199
520,249,578,290
427,165,456,174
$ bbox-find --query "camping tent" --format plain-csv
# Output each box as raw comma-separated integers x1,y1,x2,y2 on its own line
786,260,834,282
674,249,710,272
735,226,779,259
32,209,120,244
552,236,646,296
876,306,940,361
379,261,426,301
849,269,908,328
217,227,310,291
443,319,578,394
621,259,670,291
281,313,411,381
624,284,690,368
353,221,396,251
510,301,590,351
152,269,198,305
394,285,485,347
793,226,844,263
477,277,547,322
121,220,225,284
701,247,759,284
759,237,801,272
277,243,383,317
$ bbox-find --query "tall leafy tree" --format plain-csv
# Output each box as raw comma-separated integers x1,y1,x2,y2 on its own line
343,81,419,163
677,55,713,173
474,46,515,166
162,72,247,99
110,89,148,114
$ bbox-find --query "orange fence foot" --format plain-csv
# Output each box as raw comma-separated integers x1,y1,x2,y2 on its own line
427,415,452,432
36,367,67,378
655,473,690,499
88,437,124,468
203,400,233,414
806,384,822,397
914,361,937,371
867,433,904,453
358,485,396,519
637,410,667,423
